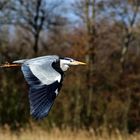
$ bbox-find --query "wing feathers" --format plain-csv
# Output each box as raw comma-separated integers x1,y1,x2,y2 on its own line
22,64,61,119
11,56,65,119
21,64,62,119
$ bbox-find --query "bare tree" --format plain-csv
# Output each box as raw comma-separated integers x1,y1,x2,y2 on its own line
10,0,66,55
99,0,140,132
72,0,140,131
101,0,140,70
0,0,9,10
72,0,97,118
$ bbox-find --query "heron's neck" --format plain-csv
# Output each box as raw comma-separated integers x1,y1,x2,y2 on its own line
60,62,69,71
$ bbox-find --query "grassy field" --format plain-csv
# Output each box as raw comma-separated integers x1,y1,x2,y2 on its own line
0,127,140,140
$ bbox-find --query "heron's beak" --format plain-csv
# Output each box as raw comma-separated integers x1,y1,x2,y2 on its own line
71,60,86,65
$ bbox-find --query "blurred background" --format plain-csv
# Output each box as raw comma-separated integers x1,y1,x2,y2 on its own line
0,0,140,137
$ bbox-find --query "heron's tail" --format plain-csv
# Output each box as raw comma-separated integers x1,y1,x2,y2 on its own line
0,62,21,68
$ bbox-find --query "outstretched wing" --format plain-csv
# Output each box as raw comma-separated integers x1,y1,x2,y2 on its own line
21,62,63,119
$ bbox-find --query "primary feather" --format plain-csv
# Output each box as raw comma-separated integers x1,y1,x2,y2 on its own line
15,55,64,119
12,55,85,120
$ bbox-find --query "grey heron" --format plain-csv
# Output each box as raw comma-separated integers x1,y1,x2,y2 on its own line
0,55,86,119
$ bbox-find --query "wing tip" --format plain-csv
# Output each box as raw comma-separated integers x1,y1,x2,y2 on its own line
31,111,49,120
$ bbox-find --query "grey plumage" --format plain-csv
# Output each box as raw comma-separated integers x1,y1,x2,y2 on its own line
12,55,86,119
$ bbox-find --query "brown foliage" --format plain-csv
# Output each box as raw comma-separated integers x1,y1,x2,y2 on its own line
0,0,140,133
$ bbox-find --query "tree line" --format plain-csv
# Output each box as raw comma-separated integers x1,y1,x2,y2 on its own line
0,0,140,133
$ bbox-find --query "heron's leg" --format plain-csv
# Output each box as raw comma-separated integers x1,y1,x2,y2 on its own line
0,62,21,68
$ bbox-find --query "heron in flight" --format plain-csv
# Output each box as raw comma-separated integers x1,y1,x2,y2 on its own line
0,55,86,119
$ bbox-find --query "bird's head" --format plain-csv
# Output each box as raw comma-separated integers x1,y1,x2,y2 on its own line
60,57,86,71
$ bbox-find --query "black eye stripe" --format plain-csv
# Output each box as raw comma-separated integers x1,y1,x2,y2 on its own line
59,57,74,62
64,58,71,60
64,58,73,61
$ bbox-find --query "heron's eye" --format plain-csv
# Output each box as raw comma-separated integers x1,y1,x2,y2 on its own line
70,59,74,62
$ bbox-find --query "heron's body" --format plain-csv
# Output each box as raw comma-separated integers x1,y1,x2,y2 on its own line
1,55,86,119
20,55,62,85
